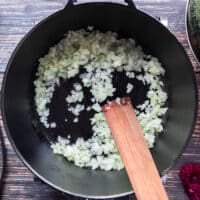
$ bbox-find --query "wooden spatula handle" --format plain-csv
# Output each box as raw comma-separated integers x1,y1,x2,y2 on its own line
102,98,169,200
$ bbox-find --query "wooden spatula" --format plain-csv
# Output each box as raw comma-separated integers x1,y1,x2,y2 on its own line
102,97,169,200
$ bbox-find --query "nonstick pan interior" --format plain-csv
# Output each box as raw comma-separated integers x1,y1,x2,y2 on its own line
33,67,150,143
1,3,197,198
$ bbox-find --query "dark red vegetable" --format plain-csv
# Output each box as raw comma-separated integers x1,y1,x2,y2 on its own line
179,163,200,200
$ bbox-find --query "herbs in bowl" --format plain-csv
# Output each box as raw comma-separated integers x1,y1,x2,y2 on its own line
187,0,200,62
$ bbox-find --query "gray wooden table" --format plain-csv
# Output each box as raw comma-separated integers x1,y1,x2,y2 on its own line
0,0,200,199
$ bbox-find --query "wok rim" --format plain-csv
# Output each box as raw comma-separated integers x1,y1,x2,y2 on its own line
1,2,198,198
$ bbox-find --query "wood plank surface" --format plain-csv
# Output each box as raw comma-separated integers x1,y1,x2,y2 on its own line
0,0,200,199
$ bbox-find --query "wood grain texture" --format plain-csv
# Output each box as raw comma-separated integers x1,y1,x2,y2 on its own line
0,0,199,200
103,99,168,200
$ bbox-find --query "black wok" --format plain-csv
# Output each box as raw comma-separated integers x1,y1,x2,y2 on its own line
1,0,197,198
